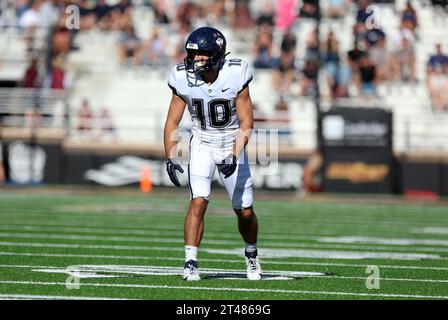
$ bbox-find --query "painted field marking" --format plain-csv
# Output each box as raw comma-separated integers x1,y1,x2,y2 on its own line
1,263,448,284
412,227,448,235
2,233,448,255
0,242,443,261
0,225,323,241
3,212,447,230
3,251,448,271
0,294,130,300
318,236,448,246
1,280,447,299
201,248,442,261
5,225,448,244
30,264,322,281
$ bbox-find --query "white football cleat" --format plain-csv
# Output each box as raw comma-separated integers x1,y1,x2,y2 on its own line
245,256,262,281
183,260,201,281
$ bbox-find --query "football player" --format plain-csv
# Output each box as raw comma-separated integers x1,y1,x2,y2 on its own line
163,27,261,281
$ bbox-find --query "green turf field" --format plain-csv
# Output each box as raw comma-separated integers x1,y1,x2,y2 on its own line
0,187,447,300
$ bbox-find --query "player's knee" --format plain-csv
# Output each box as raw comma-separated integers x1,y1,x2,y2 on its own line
234,207,254,220
190,197,208,212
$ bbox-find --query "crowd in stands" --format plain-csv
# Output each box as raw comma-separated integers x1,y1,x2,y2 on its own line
1,0,447,131
76,98,118,141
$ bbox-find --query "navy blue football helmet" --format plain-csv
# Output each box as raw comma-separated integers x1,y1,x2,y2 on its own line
183,27,228,75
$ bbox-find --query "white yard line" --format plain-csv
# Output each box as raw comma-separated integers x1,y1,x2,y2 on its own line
0,294,129,300
0,280,447,299
1,264,448,284
0,225,321,241
2,233,448,254
3,251,448,271
412,227,448,235
318,236,448,246
0,241,443,261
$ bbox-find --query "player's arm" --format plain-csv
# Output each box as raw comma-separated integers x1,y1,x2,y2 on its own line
164,93,186,159
233,86,254,157
163,93,186,186
220,86,253,179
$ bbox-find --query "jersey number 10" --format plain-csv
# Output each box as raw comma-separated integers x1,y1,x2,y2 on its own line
192,98,232,129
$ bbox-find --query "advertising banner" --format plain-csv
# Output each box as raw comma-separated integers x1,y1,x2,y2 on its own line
321,107,394,193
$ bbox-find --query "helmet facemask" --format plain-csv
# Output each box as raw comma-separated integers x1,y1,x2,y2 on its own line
184,49,225,76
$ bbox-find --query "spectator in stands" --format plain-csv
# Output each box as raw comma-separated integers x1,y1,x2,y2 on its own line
323,31,340,90
19,0,41,27
348,40,367,73
151,0,171,24
431,0,448,16
364,27,385,49
77,98,93,135
274,96,291,141
281,28,297,57
52,14,72,56
110,0,133,31
114,0,132,15
325,0,350,19
427,43,448,75
171,23,191,64
15,0,29,19
299,0,320,19
46,57,68,89
431,0,448,9
427,65,448,112
141,27,168,67
272,50,296,96
401,1,418,37
39,0,60,30
95,0,113,30
252,24,275,69
355,0,371,24
332,54,352,99
176,0,197,30
323,31,353,99
230,0,253,40
119,25,142,66
305,27,319,61
256,0,275,27
78,0,96,31
275,95,289,112
0,119,5,185
19,0,43,41
275,0,298,31
300,58,318,96
391,22,416,82
206,0,228,25
356,53,378,97
369,36,389,81
97,107,118,141
22,59,40,88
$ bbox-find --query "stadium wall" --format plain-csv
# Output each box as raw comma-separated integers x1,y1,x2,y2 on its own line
1,135,448,197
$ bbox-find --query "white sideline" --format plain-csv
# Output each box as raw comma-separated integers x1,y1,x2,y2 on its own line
318,236,448,246
3,251,448,271
0,280,447,300
0,294,129,300
1,264,448,284
0,241,442,261
2,232,448,254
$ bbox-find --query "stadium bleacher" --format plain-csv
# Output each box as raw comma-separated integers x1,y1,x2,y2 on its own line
0,0,448,153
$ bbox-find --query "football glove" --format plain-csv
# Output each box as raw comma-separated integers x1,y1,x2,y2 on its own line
166,159,184,187
219,154,237,179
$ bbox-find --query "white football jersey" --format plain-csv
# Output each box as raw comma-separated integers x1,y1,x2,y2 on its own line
168,59,253,147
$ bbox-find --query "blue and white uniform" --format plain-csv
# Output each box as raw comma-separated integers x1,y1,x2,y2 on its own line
168,59,254,208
